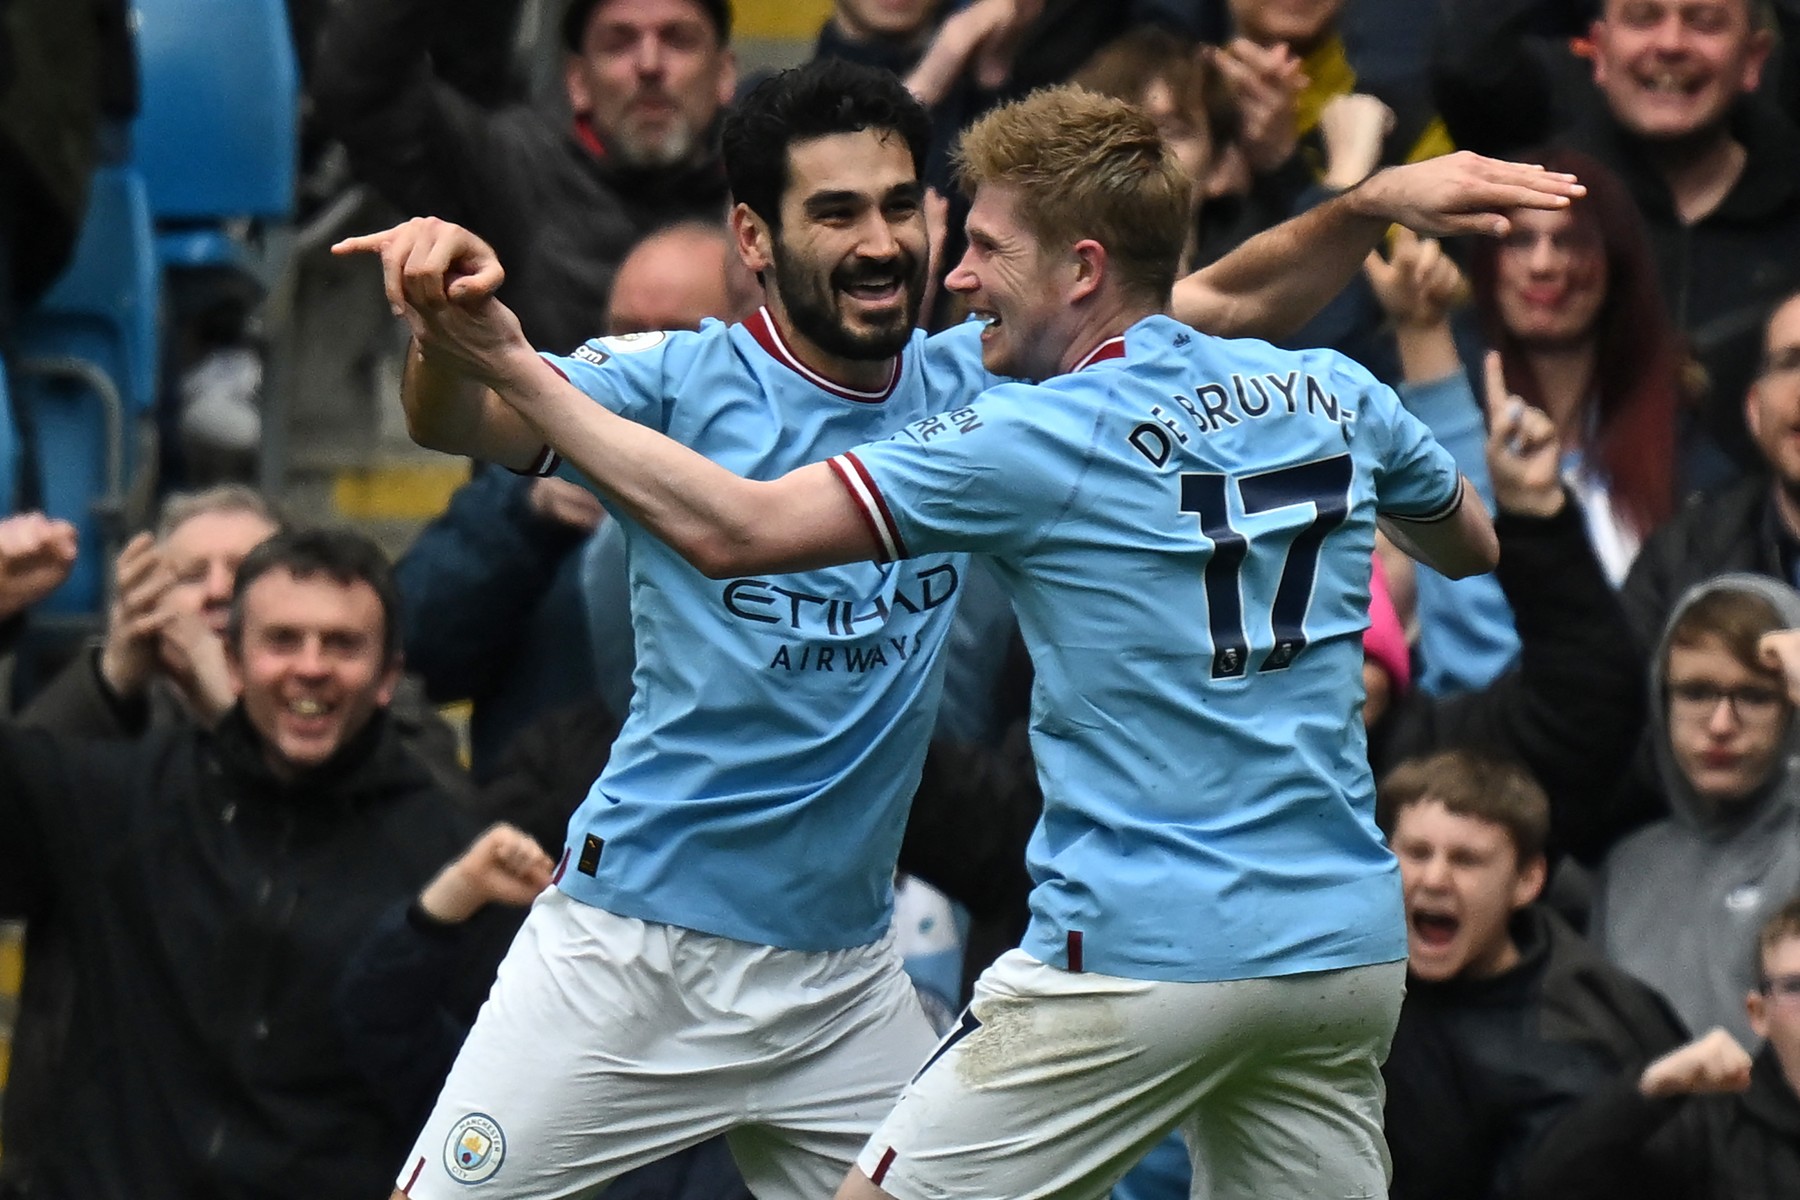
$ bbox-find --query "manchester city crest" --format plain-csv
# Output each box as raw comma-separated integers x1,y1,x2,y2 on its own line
443,1113,506,1184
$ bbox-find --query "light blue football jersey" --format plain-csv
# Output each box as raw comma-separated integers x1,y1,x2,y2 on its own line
832,314,1462,982
541,309,1000,951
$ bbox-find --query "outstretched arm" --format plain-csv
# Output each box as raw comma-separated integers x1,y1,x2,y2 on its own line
335,219,549,470
488,348,872,577
341,217,870,576
1172,151,1583,339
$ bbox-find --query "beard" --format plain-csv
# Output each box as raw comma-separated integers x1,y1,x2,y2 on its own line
611,117,698,169
771,238,926,362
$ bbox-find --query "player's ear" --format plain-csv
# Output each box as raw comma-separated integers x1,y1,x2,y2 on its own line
731,203,774,276
1068,239,1106,303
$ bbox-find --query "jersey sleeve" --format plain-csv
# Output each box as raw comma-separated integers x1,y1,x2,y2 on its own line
526,328,693,477
1351,362,1464,522
827,383,1075,563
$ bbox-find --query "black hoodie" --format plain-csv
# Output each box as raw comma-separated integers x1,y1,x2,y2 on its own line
0,706,478,1199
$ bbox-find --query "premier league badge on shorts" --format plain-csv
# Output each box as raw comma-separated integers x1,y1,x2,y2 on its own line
444,1113,506,1184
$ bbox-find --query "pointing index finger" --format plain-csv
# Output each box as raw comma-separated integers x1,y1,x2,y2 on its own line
1480,350,1513,427
330,232,392,256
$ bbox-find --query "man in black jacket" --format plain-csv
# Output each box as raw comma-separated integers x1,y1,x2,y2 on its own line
312,0,736,353
0,528,480,1200
1518,896,1800,1200
1624,290,1800,649
1431,0,1800,473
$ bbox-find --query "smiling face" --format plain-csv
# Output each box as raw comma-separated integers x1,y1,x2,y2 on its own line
1392,799,1546,983
565,0,735,168
227,569,400,776
1665,635,1790,811
1493,206,1608,350
945,183,1074,381
743,129,928,366
1590,0,1770,143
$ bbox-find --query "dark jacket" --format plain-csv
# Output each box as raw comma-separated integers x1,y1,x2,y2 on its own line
1432,0,1800,472
0,707,478,1200
1384,905,1688,1200
394,467,596,778
311,0,730,354
1373,499,1647,861
1620,475,1785,653
1521,1040,1800,1200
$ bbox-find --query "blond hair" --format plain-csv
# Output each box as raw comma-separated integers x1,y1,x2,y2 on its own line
155,484,284,543
954,86,1193,306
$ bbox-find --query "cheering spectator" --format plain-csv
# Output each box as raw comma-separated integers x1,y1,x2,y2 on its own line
1520,896,1800,1198
1365,148,1686,691
1433,0,1800,475
1379,750,1687,1200
20,486,280,732
1623,290,1800,646
313,0,737,352
0,529,481,1199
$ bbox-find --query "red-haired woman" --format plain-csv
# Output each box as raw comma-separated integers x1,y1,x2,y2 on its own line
1366,148,1689,694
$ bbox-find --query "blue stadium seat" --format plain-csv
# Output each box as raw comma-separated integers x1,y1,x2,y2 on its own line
130,0,299,268
12,166,161,615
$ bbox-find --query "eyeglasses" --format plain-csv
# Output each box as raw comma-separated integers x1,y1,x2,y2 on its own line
1667,681,1788,722
1759,974,1800,1002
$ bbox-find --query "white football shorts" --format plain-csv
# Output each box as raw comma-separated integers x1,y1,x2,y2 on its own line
397,887,940,1199
857,951,1405,1200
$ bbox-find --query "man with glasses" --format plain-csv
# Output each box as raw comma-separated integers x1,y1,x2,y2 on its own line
1597,575,1800,1047
1498,896,1800,1198
1624,290,1800,648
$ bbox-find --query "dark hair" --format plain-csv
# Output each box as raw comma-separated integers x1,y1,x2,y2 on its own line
722,58,930,229
562,0,731,50
1378,750,1550,865
1469,146,1684,536
227,529,402,663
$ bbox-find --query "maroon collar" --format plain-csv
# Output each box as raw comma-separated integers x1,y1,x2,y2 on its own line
1071,335,1127,371
743,307,901,403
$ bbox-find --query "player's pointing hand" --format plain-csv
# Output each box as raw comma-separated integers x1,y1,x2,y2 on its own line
335,217,532,387
333,217,506,318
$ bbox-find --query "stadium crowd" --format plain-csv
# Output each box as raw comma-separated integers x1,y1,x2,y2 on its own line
3,0,1800,1197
